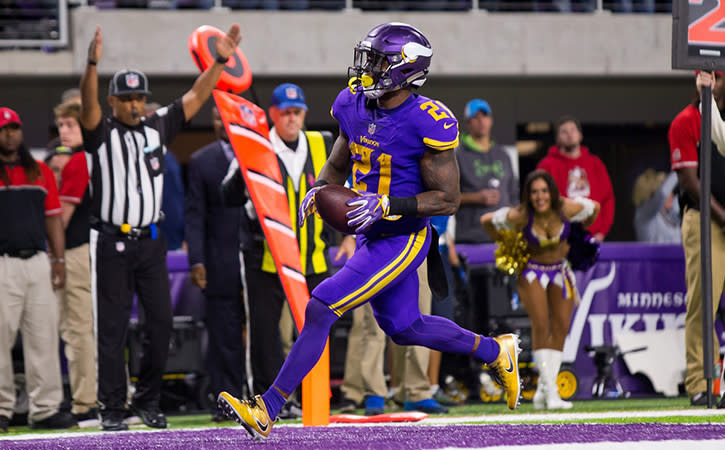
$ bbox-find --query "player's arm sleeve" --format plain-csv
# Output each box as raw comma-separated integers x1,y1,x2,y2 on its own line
330,89,350,139
421,106,459,151
184,157,206,267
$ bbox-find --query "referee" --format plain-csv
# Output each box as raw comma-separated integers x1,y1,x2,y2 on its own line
79,25,241,431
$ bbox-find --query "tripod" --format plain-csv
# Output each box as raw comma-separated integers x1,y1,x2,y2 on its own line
585,345,647,398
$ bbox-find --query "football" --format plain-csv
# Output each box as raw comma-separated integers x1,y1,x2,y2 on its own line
315,184,360,234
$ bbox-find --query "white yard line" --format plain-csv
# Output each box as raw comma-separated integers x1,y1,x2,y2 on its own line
416,408,725,425
2,409,723,441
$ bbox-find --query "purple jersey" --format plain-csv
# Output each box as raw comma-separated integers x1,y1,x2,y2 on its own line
331,87,459,236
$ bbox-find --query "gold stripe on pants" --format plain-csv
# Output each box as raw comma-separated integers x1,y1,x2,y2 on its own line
340,261,432,404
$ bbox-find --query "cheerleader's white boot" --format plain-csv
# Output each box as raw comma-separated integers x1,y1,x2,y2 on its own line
545,350,573,410
532,349,548,410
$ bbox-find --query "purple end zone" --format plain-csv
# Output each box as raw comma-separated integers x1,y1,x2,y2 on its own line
4,423,725,449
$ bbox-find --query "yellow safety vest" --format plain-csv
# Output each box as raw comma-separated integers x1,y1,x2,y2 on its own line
261,131,331,275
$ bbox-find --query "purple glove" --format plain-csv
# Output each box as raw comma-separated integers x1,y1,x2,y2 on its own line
298,185,322,228
346,192,390,234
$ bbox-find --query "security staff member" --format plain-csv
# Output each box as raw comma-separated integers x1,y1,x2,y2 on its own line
79,25,242,431
220,84,333,408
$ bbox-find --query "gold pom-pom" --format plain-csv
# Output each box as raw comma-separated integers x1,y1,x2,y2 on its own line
494,230,530,276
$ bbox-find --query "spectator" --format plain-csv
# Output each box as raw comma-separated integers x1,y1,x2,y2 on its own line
426,215,463,406
225,0,308,9
47,101,99,422
454,99,519,397
632,169,681,243
79,24,241,431
0,107,76,431
45,144,73,188
61,88,82,105
185,107,247,422
455,99,519,245
220,83,334,419
481,170,600,410
669,70,725,407
537,115,614,241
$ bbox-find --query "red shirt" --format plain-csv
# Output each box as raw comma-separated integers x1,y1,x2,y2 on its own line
59,152,90,205
668,104,700,171
668,103,725,208
537,145,615,239
0,161,61,253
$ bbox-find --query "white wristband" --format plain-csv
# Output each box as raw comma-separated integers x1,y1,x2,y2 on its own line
571,197,595,222
492,207,513,231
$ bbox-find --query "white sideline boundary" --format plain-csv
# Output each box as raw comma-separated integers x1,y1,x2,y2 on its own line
2,409,724,441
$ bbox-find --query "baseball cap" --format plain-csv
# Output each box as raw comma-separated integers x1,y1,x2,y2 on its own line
270,83,308,111
464,99,492,120
108,69,152,97
0,107,22,129
44,143,74,164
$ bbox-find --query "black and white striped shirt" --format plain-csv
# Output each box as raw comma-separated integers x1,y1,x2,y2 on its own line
82,99,185,228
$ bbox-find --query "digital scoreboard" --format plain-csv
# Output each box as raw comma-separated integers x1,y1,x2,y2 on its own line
673,0,725,70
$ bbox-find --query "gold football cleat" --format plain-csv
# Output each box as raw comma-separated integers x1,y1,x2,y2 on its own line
218,392,274,440
488,334,522,410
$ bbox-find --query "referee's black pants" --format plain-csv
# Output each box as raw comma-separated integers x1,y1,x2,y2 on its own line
242,254,327,396
90,230,172,412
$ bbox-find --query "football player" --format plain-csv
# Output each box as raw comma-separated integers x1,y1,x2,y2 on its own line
218,22,523,440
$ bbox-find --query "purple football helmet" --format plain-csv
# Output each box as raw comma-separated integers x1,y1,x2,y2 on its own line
348,22,433,99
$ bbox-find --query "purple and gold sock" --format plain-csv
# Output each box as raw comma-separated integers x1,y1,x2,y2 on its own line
261,297,338,419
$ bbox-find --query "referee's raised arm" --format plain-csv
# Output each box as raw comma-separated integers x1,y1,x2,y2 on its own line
80,26,103,131
181,24,242,122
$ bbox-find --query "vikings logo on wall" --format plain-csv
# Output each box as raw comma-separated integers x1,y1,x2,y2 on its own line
567,166,591,198
125,73,140,89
